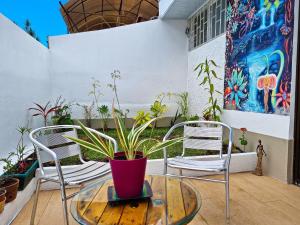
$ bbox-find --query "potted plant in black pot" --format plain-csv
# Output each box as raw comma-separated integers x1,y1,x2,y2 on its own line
1,126,39,191
66,112,182,199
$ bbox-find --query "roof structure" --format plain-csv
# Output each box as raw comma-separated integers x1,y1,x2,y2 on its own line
60,0,159,33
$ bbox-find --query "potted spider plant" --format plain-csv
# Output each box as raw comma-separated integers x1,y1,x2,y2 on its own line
66,113,182,199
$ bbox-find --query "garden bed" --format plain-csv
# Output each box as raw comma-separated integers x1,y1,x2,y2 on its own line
59,127,242,166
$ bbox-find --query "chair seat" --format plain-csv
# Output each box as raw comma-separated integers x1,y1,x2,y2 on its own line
42,161,111,185
167,157,226,172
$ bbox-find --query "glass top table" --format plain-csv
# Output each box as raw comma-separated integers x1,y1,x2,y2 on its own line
70,175,201,225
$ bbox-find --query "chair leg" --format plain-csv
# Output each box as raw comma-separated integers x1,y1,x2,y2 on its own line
60,183,69,225
30,179,41,225
225,169,230,222
179,169,183,176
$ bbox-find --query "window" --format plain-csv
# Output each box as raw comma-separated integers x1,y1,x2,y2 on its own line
188,0,226,51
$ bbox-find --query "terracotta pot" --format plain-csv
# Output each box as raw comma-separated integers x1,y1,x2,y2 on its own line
109,152,147,199
0,178,19,203
0,189,6,213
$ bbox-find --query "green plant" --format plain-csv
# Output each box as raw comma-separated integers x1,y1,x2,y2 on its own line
150,100,167,118
0,125,32,175
170,109,182,127
107,70,130,119
194,59,222,121
134,110,152,126
24,19,40,42
16,126,31,164
188,114,200,121
98,105,110,131
0,152,17,174
76,103,94,128
239,128,248,152
175,92,189,120
65,110,183,160
52,96,73,125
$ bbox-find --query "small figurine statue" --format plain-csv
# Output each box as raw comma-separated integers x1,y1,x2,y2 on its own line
254,140,267,176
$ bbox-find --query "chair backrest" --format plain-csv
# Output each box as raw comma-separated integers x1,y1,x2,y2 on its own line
35,128,80,163
183,125,223,153
29,125,118,172
164,120,232,164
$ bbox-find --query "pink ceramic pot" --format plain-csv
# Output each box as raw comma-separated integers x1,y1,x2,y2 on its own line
109,152,147,199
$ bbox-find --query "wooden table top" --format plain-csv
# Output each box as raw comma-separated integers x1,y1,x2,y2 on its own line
70,175,201,225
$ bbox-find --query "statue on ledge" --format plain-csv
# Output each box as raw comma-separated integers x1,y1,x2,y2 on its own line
254,140,267,176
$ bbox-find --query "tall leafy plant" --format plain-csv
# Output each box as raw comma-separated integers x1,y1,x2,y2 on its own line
194,59,222,121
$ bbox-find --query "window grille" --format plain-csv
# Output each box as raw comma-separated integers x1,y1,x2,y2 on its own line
188,0,226,51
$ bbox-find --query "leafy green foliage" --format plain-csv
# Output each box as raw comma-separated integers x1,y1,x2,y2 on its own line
16,126,31,163
97,105,110,131
150,101,167,118
52,96,73,125
0,152,17,174
134,111,152,126
107,71,130,120
194,59,222,121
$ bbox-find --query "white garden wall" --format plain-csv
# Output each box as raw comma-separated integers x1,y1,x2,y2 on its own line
0,14,50,159
48,19,188,118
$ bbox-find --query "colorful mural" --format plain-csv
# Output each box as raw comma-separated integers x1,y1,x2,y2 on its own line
224,0,295,115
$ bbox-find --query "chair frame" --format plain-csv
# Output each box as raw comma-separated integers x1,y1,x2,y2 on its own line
163,120,233,221
29,125,118,225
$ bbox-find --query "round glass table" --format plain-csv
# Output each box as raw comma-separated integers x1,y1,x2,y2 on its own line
70,175,201,225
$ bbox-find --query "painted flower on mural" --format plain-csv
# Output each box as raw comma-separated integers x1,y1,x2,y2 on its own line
225,69,248,109
274,81,290,111
280,24,291,36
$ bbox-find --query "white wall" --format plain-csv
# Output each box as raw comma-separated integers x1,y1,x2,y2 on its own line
187,34,225,118
0,14,50,158
49,19,188,118
159,0,175,17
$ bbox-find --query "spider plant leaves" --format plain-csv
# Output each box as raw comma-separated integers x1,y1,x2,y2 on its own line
65,120,115,159
64,135,111,158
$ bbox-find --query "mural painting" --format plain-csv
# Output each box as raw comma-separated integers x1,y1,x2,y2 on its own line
224,0,295,115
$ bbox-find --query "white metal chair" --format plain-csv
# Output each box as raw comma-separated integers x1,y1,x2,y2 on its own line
29,125,117,225
163,121,233,221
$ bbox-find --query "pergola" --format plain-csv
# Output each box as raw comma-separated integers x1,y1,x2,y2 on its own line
59,0,159,33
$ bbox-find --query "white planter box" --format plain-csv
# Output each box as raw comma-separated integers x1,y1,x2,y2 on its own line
39,152,257,190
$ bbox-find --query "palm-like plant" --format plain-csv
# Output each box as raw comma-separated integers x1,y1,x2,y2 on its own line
97,105,110,131
29,102,60,126
65,112,183,160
